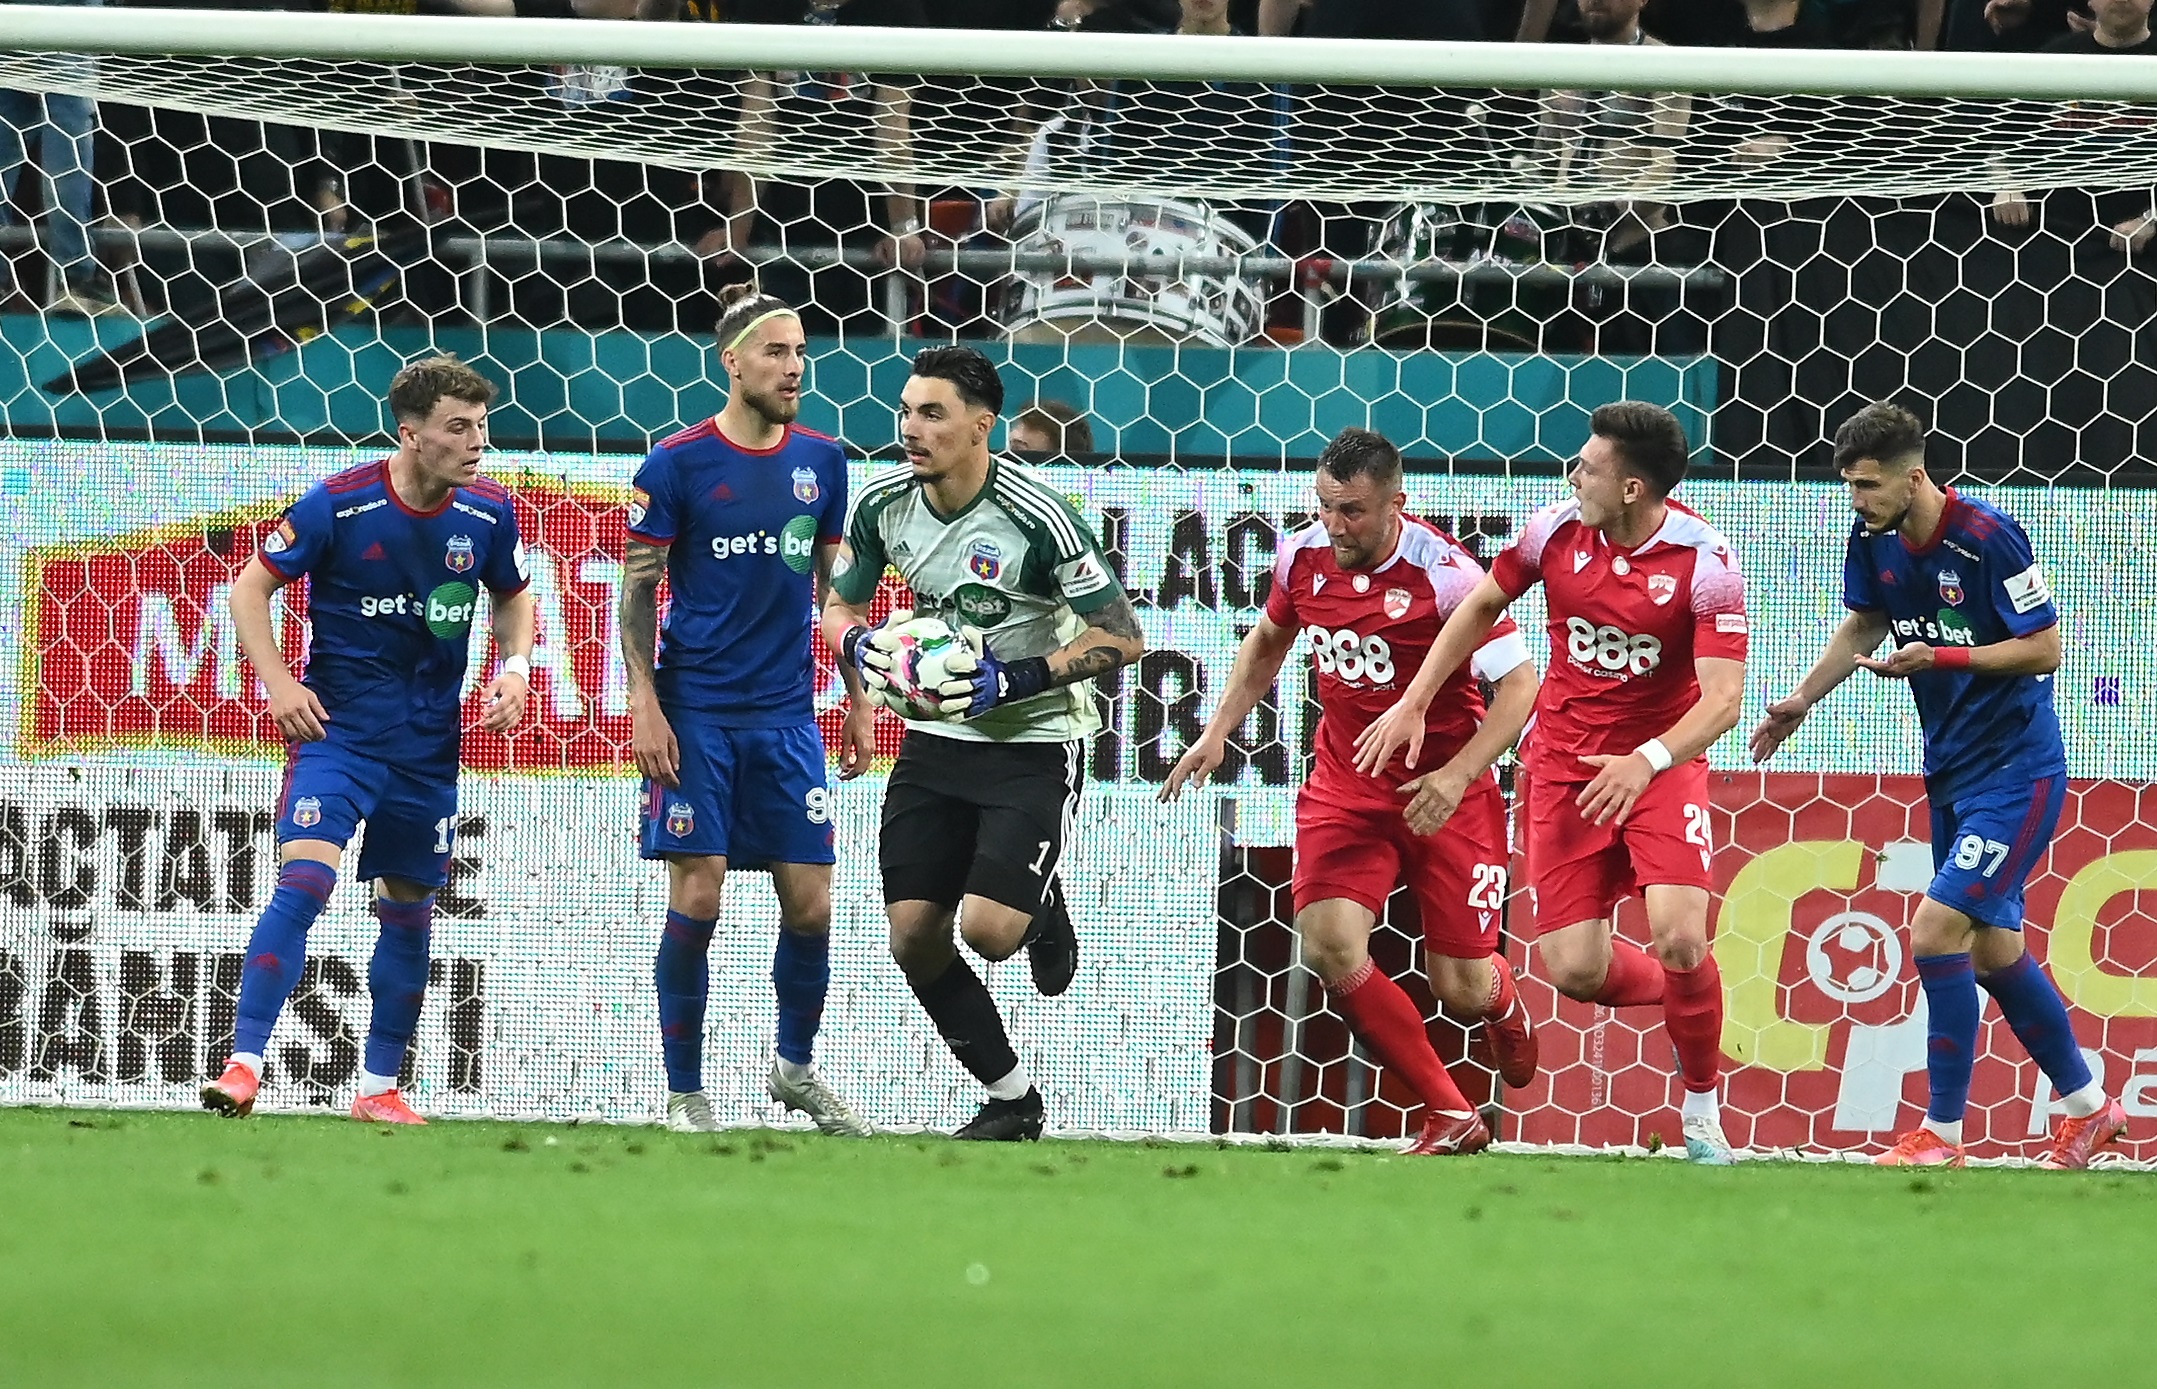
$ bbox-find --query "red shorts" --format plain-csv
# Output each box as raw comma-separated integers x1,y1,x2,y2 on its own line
1292,776,1509,959
1521,759,1713,936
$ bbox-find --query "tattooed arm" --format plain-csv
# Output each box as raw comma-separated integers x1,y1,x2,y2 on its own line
620,537,678,786
1041,592,1145,688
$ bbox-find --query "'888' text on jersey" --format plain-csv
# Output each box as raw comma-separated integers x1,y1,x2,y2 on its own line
1265,518,1531,810
259,458,530,771
1489,498,1748,783
833,456,1127,744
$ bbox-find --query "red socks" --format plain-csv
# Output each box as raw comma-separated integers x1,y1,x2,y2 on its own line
1661,956,1725,1093
1483,953,1518,1020
1592,942,1666,1008
1327,960,1472,1116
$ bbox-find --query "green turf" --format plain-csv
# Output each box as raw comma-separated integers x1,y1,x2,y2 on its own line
0,1107,2149,1387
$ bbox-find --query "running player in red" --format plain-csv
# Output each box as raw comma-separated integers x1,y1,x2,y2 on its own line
1357,403,1748,1164
1159,429,1539,1155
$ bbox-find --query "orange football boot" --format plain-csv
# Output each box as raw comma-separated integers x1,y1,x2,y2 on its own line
200,1059,261,1118
2039,1099,2128,1171
350,1088,427,1125
1875,1128,1965,1167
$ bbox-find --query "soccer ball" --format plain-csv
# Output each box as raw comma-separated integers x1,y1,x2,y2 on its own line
867,615,976,721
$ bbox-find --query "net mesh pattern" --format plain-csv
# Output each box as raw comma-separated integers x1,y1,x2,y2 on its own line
0,20,2150,1164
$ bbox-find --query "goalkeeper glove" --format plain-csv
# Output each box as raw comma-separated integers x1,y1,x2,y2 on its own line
942,625,1052,720
840,608,910,706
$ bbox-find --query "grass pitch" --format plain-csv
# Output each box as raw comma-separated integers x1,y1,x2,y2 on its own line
1,1108,2149,1388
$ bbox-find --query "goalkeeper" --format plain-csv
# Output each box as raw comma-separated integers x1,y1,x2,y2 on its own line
620,285,874,1136
821,347,1144,1141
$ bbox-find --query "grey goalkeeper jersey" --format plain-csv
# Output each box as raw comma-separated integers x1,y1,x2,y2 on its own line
834,456,1124,743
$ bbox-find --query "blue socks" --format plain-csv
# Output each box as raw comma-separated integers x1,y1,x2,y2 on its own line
233,859,338,1057
364,895,434,1081
658,915,832,1090
1915,952,1980,1128
656,909,717,1094
772,928,831,1067
1979,950,2095,1099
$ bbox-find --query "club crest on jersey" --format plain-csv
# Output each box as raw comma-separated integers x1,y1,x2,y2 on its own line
1648,573,1677,606
665,801,694,838
1937,569,1965,606
628,487,651,528
444,534,476,573
262,518,296,555
1384,587,1412,620
291,796,322,829
792,466,820,504
967,539,1004,582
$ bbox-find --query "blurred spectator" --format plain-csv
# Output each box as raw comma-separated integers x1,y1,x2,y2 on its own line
1725,0,1831,45
1521,0,1920,45
309,0,626,235
0,0,123,316
646,0,928,282
1943,0,2070,50
2043,0,2152,49
1009,399,1094,454
1264,0,1482,37
1538,0,1690,258
990,0,1281,345
995,0,1283,220
1045,0,1180,29
1990,0,2154,252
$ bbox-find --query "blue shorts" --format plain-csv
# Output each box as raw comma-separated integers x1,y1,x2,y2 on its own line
640,718,834,870
275,742,458,888
1926,771,2067,931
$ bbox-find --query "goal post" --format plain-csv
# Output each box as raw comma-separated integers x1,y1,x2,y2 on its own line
5,9,2157,203
0,7,2151,1162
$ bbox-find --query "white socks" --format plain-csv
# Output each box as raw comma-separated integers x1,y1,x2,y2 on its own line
228,1052,264,1078
985,1064,1033,1101
2060,1082,2106,1120
357,1069,399,1098
774,1057,812,1084
1921,1117,1964,1145
1680,1088,1720,1124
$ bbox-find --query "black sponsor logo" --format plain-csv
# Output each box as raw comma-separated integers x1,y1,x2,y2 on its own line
0,799,489,1100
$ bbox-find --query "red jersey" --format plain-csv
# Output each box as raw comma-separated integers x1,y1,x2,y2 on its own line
1489,498,1748,783
1266,517,1531,809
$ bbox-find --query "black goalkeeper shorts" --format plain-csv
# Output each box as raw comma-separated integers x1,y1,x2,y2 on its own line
878,730,1085,913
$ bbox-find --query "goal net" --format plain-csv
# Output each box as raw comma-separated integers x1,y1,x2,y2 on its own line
0,8,2150,1161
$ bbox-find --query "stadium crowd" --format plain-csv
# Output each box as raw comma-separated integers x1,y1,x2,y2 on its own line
1,0,2150,352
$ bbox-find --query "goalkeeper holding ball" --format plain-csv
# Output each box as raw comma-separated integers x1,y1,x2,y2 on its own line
821,346,1145,1141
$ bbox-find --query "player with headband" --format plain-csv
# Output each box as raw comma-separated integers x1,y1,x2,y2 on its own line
620,284,876,1135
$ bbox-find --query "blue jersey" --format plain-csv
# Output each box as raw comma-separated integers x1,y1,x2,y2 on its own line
627,419,848,726
260,459,530,773
1841,488,2065,800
